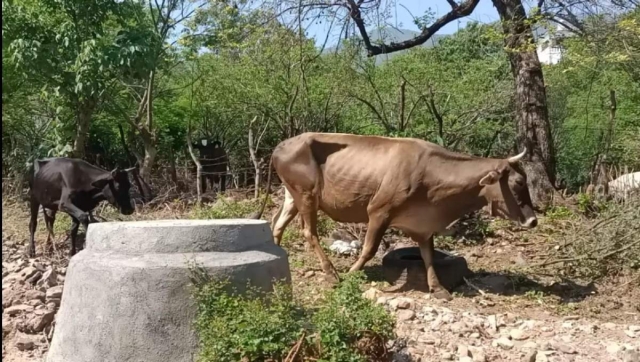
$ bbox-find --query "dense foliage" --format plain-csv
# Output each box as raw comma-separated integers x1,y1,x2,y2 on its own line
2,1,639,192
192,271,394,362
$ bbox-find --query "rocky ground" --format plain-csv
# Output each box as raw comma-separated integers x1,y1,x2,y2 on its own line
366,289,640,362
2,238,66,362
3,197,640,362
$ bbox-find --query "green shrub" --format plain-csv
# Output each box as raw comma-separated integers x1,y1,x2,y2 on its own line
311,272,395,362
191,269,395,362
193,279,303,362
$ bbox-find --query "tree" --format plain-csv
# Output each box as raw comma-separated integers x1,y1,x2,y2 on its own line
4,0,147,158
490,0,557,207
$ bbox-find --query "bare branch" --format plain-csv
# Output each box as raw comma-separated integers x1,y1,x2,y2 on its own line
345,0,480,56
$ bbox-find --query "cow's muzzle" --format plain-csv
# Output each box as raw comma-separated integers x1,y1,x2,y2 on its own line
521,217,538,229
121,207,135,216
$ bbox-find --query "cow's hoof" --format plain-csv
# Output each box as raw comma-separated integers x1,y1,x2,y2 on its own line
432,288,453,301
323,272,340,285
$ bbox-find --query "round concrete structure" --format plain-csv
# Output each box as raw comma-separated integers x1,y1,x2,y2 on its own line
46,219,291,362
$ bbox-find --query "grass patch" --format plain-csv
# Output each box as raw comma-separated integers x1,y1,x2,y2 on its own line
190,196,272,219
191,268,395,362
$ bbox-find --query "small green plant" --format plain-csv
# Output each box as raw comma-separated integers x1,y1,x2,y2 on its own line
576,192,606,217
317,213,337,237
190,196,270,219
312,271,395,362
545,205,574,222
523,290,546,303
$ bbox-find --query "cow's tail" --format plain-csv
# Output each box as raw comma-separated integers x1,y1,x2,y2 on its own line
252,156,273,220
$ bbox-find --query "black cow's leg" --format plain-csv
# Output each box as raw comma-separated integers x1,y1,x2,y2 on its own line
59,191,90,226
28,199,40,257
43,209,56,252
220,174,226,194
69,217,81,256
201,175,208,194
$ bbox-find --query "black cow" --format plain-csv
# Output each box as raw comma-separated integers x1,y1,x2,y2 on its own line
28,157,136,257
192,139,229,194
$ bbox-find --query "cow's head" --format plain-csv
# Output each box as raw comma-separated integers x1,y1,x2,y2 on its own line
91,167,136,215
478,149,538,229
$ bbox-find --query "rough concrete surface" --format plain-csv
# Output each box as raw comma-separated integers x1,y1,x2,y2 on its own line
46,219,291,362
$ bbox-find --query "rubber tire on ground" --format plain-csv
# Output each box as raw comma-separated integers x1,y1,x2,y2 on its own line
381,247,471,292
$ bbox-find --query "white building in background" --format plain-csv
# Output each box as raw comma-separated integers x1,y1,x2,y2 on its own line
536,22,574,65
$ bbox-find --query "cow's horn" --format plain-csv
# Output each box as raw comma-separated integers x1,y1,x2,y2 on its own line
508,148,527,164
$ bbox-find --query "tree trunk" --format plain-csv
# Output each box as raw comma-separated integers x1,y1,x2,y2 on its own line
492,0,557,209
72,99,97,159
186,127,202,205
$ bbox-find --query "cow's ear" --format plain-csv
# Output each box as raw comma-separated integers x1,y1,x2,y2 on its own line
479,171,500,186
92,175,113,189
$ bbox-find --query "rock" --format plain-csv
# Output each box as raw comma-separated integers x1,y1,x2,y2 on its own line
304,270,315,278
629,325,640,332
608,342,623,355
27,299,44,307
510,329,528,340
46,285,63,300
460,357,473,362
376,296,389,305
15,334,37,351
26,271,42,284
468,346,486,362
19,267,39,281
622,350,640,362
562,321,573,329
441,352,453,360
38,268,58,287
2,289,21,308
625,330,636,338
457,344,470,358
487,315,498,332
396,310,416,322
603,322,617,330
554,343,576,354
5,304,34,316
362,288,382,301
25,289,46,302
493,337,514,350
2,317,13,337
470,332,480,339
536,353,549,362
524,350,537,362
27,309,56,333
522,341,538,349
390,297,414,310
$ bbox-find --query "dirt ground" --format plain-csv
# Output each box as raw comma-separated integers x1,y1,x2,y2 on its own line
2,195,639,362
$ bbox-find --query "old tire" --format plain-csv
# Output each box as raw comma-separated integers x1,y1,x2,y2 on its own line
381,247,471,292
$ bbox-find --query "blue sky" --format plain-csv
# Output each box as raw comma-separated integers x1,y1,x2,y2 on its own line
303,0,500,46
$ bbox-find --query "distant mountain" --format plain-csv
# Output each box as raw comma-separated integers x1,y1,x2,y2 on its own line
322,27,448,65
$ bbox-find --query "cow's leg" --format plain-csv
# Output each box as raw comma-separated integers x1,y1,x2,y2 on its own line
349,216,389,272
299,193,339,283
220,173,227,194
415,234,452,301
272,188,298,245
43,208,56,253
28,199,40,257
201,175,208,194
69,216,81,256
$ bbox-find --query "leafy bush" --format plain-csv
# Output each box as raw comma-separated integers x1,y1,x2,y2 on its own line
545,205,575,222
311,272,395,362
193,279,303,362
191,270,395,362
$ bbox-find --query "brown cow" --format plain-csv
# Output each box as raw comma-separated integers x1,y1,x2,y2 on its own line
255,133,538,300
